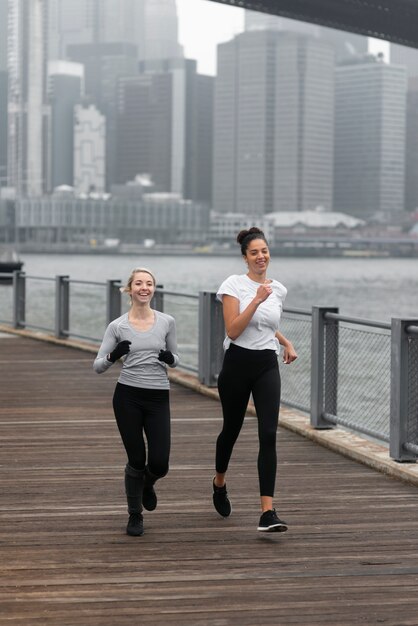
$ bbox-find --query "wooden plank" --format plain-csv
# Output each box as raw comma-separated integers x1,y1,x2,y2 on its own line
1,336,418,625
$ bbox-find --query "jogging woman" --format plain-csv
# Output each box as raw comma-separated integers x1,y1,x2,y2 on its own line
94,268,178,537
213,227,297,532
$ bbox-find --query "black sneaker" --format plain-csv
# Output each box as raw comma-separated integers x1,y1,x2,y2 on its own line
212,479,231,517
126,512,144,536
257,509,287,532
142,486,157,511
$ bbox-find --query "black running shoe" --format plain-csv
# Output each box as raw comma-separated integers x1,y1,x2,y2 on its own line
257,509,287,532
126,512,144,536
142,486,157,511
212,479,231,517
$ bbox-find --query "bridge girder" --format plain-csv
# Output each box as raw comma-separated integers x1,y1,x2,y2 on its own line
208,0,418,49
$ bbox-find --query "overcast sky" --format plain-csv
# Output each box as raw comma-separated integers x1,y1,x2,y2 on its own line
176,0,244,75
176,0,390,76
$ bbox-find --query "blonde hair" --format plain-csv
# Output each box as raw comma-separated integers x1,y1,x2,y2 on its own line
121,267,156,296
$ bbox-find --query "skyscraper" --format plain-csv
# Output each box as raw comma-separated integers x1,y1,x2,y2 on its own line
49,61,83,189
245,9,367,63
213,31,334,214
49,0,182,63
334,55,407,217
390,44,418,79
0,0,7,188
48,0,142,60
141,0,183,62
405,78,418,211
68,41,138,189
8,0,50,196
116,58,212,202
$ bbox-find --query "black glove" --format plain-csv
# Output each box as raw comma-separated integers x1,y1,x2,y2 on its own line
158,349,175,365
108,340,131,363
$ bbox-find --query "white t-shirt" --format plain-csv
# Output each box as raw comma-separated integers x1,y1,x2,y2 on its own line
216,274,287,351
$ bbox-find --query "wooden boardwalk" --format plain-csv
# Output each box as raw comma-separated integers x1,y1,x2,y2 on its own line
2,334,418,625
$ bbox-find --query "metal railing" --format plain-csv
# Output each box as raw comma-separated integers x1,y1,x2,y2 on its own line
1,270,417,462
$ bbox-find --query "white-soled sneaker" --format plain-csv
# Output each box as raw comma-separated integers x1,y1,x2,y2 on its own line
257,509,288,532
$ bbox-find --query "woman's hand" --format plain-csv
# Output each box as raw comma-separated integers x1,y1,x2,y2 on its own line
254,282,272,304
158,349,175,365
275,331,297,365
282,342,298,364
108,340,131,362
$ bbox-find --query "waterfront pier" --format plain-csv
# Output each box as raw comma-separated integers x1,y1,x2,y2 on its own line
2,332,418,625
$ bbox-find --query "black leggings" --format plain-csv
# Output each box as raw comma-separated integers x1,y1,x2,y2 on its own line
216,344,281,497
112,382,170,477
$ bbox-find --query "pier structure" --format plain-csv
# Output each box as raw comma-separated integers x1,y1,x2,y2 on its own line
2,326,418,623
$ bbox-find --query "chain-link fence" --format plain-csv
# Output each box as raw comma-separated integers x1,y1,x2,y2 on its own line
326,324,391,441
406,331,418,452
280,311,311,412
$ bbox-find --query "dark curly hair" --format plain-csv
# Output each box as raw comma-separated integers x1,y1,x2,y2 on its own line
236,227,268,256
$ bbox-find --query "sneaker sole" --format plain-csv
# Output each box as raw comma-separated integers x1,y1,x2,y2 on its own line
257,523,288,532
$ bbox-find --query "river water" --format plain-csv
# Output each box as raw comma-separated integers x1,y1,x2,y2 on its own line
12,252,418,321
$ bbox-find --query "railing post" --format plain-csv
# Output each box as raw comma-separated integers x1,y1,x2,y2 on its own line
55,275,69,339
311,306,339,429
198,291,225,387
152,285,164,312
390,318,418,462
13,270,26,329
106,279,122,325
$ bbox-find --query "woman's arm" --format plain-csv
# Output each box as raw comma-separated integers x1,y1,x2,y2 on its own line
275,331,298,364
165,317,179,368
93,324,118,373
222,283,272,341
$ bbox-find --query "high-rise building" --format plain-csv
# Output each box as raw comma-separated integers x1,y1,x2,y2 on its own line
0,0,7,71
7,0,50,196
390,44,418,79
334,55,407,217
116,58,213,203
49,0,182,63
68,42,138,189
74,103,106,194
141,0,183,62
245,9,367,62
116,73,171,191
0,0,8,188
405,78,418,211
48,0,142,60
49,61,83,189
0,71,7,189
213,31,334,215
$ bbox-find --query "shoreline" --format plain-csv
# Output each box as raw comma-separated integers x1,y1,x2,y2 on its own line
11,245,418,259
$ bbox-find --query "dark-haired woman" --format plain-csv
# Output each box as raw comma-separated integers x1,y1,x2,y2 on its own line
94,267,179,537
212,227,297,532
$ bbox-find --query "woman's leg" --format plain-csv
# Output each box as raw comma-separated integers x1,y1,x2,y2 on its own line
142,389,171,479
216,362,251,476
112,383,146,470
251,366,281,503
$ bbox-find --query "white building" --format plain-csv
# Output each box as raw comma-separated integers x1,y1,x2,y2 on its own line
74,104,106,194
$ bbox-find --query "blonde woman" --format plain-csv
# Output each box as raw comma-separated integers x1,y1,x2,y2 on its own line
94,268,178,536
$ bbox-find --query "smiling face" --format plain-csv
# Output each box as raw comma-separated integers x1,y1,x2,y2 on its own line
129,271,156,305
244,238,270,276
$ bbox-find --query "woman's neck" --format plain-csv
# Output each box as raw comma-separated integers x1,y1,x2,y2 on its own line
247,270,267,284
129,303,153,319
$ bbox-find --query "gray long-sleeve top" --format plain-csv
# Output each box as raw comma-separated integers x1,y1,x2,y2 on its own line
93,311,179,389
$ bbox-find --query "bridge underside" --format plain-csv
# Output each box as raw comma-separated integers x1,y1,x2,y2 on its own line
209,0,418,49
